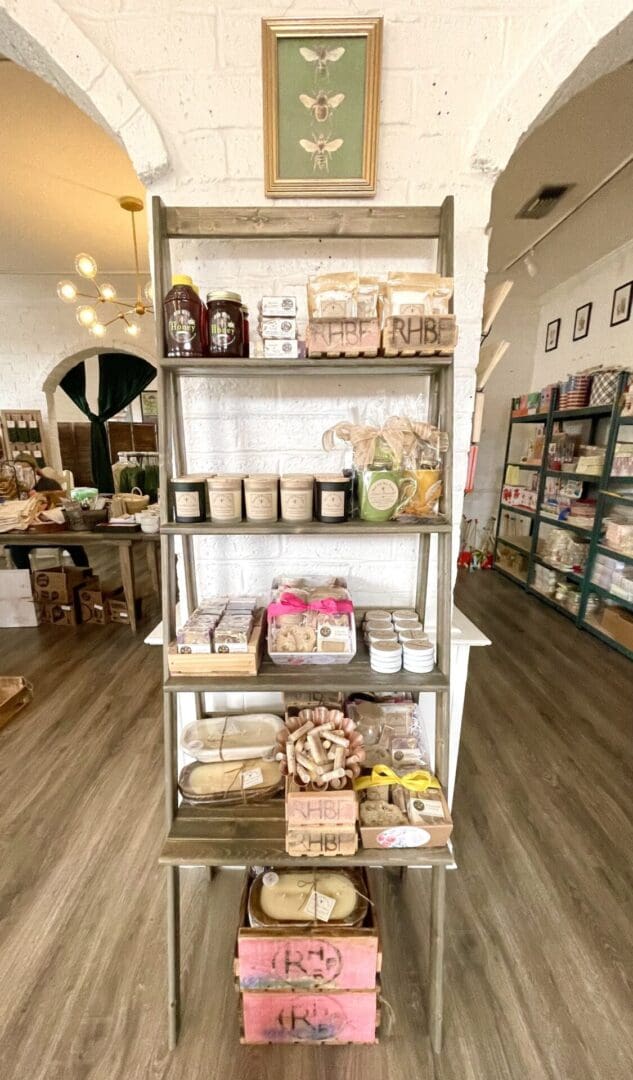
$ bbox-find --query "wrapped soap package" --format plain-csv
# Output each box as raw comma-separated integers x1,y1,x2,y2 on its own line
267,575,356,666
248,868,368,927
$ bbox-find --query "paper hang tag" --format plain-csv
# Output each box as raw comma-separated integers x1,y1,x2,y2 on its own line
303,889,336,922
241,767,263,790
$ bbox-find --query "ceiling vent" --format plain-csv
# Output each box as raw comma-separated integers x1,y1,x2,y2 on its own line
515,184,574,220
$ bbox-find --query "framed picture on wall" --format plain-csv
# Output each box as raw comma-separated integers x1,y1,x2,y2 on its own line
610,281,633,326
573,302,592,341
545,318,561,352
141,390,158,423
261,17,382,197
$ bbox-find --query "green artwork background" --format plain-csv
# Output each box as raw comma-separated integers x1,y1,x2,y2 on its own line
277,35,367,180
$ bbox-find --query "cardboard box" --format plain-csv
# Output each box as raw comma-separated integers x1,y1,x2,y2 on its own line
260,295,297,317
31,566,93,604
261,316,297,339
598,606,633,651
38,601,80,627
359,787,453,850
105,587,142,625
77,579,106,625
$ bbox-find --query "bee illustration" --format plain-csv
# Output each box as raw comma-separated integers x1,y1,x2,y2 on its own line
299,90,345,123
299,134,344,173
299,44,345,82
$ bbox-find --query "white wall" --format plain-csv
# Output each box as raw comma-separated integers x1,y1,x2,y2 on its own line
532,239,633,389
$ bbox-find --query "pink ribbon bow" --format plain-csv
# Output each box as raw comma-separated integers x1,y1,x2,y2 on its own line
267,591,354,618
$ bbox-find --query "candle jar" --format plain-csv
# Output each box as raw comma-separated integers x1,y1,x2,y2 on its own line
280,475,314,523
171,475,208,523
244,475,279,523
315,474,352,524
207,475,244,524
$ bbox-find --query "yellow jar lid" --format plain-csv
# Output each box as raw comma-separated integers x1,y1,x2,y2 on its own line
172,274,194,287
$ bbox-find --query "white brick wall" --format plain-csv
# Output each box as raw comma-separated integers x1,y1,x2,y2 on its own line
1,0,630,610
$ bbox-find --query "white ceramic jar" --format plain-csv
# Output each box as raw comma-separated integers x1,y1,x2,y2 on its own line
244,475,279,523
280,474,314,523
207,474,244,524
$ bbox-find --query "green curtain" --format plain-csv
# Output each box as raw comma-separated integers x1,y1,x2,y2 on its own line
60,353,155,491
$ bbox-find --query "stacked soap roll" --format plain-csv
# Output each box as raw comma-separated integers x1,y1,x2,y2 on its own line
363,608,435,673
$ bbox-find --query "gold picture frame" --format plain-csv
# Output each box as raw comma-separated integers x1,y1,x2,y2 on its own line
262,17,382,198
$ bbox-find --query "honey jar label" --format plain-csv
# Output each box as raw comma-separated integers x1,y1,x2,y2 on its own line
168,308,197,345
175,490,201,517
320,490,345,517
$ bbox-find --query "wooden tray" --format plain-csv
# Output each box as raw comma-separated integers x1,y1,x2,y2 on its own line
382,314,457,357
167,609,266,677
0,676,33,731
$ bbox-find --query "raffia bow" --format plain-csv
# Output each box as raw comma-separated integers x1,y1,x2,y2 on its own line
322,415,449,470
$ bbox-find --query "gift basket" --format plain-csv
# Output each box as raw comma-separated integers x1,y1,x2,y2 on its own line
267,575,356,666
322,415,448,522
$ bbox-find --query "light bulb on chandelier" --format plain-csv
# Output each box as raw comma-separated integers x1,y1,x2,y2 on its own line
58,196,154,338
57,281,77,303
75,253,98,279
76,305,97,328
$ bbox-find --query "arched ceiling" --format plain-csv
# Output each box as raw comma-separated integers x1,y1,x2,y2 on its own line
0,60,148,274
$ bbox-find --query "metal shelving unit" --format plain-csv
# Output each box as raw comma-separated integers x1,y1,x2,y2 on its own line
152,197,456,1052
493,378,633,658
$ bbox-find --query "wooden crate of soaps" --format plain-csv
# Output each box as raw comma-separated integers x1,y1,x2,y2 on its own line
235,870,380,1044
167,609,266,677
285,776,358,857
382,314,457,356
306,318,380,358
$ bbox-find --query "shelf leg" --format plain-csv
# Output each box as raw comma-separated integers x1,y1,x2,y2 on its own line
429,864,446,1053
166,865,181,1050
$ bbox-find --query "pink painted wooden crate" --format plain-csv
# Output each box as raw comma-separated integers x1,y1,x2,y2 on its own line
241,990,379,1044
235,870,380,993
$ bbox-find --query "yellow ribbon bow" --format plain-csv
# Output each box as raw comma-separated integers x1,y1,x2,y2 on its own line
353,764,441,793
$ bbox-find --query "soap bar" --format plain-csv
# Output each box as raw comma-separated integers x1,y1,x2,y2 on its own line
258,871,358,922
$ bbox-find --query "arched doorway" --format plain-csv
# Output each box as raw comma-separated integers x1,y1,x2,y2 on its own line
44,347,157,484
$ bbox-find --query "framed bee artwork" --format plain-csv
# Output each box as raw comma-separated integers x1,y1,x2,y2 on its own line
262,17,382,197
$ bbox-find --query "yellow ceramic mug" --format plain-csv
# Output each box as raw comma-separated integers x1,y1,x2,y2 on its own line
403,469,443,516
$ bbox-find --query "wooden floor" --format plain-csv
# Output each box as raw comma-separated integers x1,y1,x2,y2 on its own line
0,568,631,1079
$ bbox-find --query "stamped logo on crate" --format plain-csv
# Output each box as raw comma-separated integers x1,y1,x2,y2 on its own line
271,940,343,987
274,994,346,1041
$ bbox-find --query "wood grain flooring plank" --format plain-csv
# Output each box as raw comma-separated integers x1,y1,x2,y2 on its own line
0,564,630,1079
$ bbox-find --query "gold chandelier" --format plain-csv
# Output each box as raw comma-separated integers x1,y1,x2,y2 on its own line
57,195,154,339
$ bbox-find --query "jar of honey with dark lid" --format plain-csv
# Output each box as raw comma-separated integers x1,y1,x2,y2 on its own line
207,290,244,358
164,274,208,357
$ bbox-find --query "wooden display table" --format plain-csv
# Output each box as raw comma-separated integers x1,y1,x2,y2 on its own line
2,529,160,633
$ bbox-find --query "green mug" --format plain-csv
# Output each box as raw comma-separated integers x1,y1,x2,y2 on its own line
358,469,417,522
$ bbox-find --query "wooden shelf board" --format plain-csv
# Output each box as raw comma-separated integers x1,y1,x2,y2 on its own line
552,405,612,421
527,585,577,620
582,616,633,659
160,355,452,377
586,583,633,613
162,517,451,537
544,470,601,482
506,461,541,470
159,803,456,868
496,535,532,554
494,564,528,586
510,414,548,424
500,504,534,519
163,204,443,240
596,544,633,567
533,555,583,583
537,515,593,535
165,644,448,694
